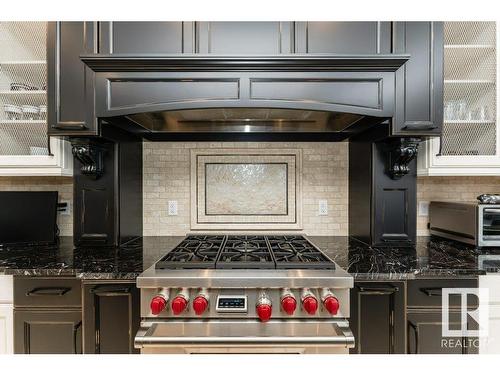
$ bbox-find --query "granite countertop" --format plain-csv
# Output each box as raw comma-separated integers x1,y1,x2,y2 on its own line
0,236,492,280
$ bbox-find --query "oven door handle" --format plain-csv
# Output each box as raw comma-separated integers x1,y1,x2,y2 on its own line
135,321,355,348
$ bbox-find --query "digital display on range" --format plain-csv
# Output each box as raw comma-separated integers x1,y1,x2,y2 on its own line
216,296,247,312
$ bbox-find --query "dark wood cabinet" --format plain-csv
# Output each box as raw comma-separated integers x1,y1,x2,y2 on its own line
196,22,293,54
295,22,392,54
13,277,82,354
99,22,194,54
407,310,478,354
47,21,99,136
82,282,140,354
350,281,406,354
14,310,82,354
349,139,417,247
406,278,479,354
392,22,444,135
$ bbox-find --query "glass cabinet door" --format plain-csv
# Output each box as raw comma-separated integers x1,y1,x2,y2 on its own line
441,22,497,157
0,22,48,156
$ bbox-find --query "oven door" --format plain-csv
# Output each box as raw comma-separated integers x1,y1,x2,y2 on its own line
134,319,355,354
479,206,500,247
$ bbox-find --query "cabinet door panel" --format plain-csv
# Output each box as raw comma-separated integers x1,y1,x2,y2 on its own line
14,310,82,354
407,310,478,354
83,283,140,354
295,22,392,54
392,22,444,135
197,22,291,54
102,22,191,54
350,281,406,354
47,22,98,135
372,142,416,245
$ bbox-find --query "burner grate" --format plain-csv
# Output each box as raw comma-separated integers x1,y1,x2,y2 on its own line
155,235,225,269
155,235,335,270
216,236,275,269
267,235,335,269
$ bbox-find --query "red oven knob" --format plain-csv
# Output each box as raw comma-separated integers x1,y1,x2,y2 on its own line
303,296,318,315
324,296,340,315
171,288,190,315
280,289,297,315
301,289,318,315
281,296,297,315
256,292,272,322
256,303,272,322
150,288,169,315
193,296,209,315
150,296,167,315
171,296,188,315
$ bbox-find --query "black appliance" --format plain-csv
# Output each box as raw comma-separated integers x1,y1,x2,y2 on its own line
0,191,58,246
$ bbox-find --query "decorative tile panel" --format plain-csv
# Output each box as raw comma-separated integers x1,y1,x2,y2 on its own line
205,163,288,215
191,149,302,230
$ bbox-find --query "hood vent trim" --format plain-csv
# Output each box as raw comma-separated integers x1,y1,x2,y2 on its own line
82,54,409,141
81,54,410,72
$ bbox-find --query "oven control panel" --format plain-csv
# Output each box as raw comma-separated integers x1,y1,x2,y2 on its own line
142,288,349,318
216,295,247,313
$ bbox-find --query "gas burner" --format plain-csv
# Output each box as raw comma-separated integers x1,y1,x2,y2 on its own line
155,235,225,269
217,236,274,269
268,236,335,269
155,235,335,270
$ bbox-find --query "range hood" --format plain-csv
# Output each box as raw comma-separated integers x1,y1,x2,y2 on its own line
81,54,409,141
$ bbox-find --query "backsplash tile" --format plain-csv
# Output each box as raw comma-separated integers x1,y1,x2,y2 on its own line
1,149,491,239
0,176,73,236
143,142,348,236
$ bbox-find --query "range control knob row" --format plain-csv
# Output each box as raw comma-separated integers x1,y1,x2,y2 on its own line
321,288,340,315
150,288,169,315
171,288,190,315
256,291,272,322
280,288,297,315
301,288,318,315
193,288,209,315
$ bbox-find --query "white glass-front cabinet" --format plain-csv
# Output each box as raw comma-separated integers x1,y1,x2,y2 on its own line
418,21,499,176
0,275,13,354
0,22,72,176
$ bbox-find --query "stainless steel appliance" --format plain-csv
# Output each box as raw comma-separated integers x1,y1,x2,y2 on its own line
134,235,354,354
429,201,500,247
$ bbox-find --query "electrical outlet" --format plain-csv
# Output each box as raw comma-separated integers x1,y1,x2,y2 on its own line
318,200,328,216
418,201,430,217
168,200,178,216
59,200,71,216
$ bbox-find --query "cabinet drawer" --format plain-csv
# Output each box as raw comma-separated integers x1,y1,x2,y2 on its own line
14,277,81,308
407,279,478,308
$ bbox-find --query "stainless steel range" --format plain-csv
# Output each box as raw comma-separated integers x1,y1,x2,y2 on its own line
134,235,354,354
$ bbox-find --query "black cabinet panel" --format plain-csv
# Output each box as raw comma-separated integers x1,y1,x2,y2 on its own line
392,22,444,135
73,142,115,246
350,138,417,247
197,22,292,54
14,277,81,308
47,22,98,136
407,279,479,309
295,22,392,54
373,142,416,244
407,310,478,354
350,281,406,354
100,22,194,54
14,310,82,354
83,283,140,354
